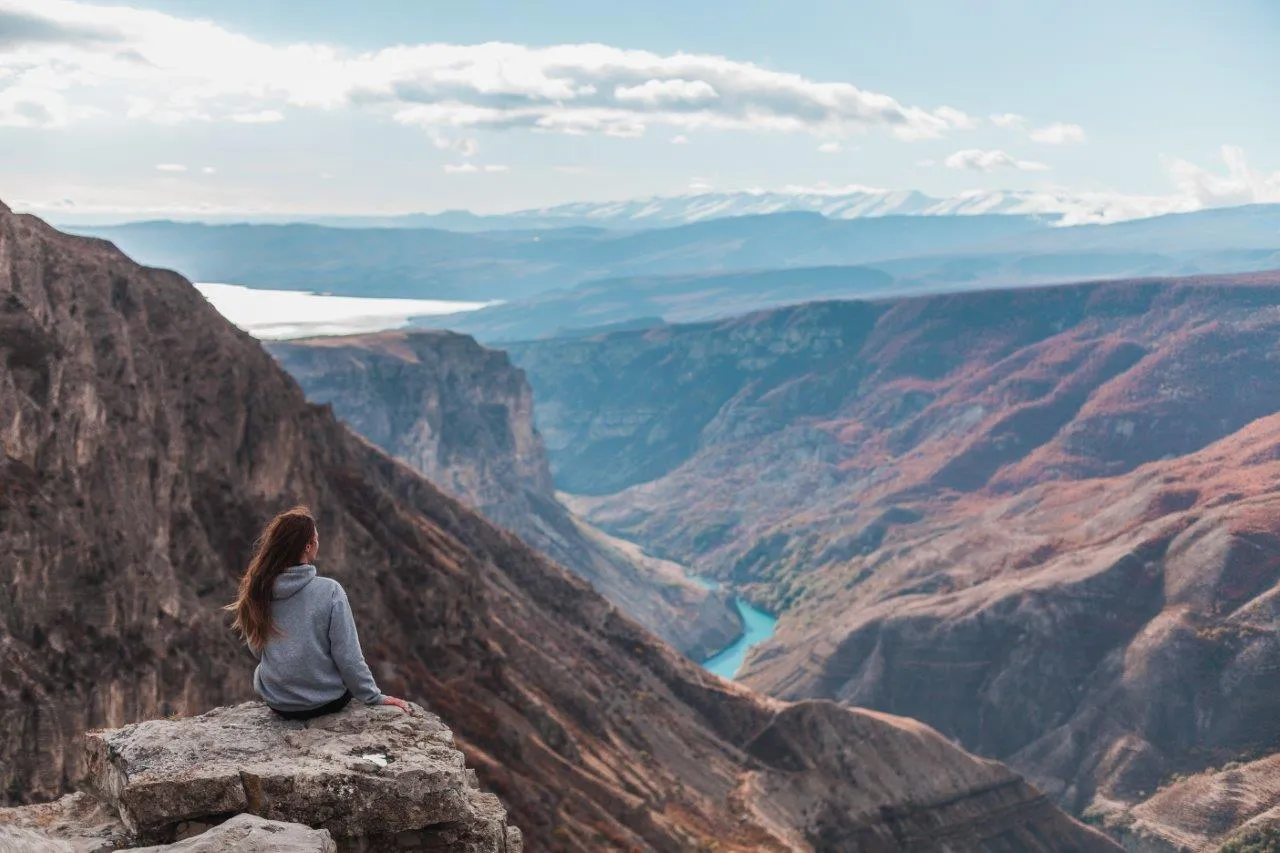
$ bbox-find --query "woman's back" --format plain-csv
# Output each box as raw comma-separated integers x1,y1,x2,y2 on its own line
228,507,409,719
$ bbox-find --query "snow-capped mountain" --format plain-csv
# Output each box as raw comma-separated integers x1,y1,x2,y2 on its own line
305,186,1192,231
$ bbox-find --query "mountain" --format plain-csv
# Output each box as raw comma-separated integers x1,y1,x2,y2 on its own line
443,247,1280,343
124,187,1186,231
0,203,1121,851
503,274,1280,840
268,330,741,660
69,212,1051,301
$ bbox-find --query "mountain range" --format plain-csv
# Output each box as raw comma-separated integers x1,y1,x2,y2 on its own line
502,274,1280,849
0,203,1131,851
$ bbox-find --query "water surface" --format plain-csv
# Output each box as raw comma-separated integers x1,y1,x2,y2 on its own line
701,597,779,680
195,282,491,339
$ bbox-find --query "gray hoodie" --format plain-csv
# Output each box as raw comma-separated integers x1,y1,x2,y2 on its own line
252,564,385,712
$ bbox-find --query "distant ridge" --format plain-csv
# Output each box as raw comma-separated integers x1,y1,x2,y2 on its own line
47,186,1229,231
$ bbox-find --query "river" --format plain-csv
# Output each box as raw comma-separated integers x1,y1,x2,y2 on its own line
686,575,780,679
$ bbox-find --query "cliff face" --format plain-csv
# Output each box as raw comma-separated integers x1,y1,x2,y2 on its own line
506,275,1280,833
0,202,1116,852
268,332,740,660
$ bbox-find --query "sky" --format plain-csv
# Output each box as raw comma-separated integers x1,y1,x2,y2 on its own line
2,0,1277,220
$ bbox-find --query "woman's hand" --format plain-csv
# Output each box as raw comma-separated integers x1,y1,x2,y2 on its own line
381,696,413,715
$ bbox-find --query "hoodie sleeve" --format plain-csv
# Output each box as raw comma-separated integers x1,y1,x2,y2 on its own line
327,584,386,705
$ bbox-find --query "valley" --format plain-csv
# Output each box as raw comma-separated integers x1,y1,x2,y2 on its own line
500,272,1280,849
0,200,1127,852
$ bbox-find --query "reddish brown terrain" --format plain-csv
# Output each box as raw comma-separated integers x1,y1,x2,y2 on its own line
0,203,1122,851
268,332,741,660
507,274,1280,843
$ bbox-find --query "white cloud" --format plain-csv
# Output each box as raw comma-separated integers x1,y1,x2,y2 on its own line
554,165,589,174
818,141,841,153
229,109,284,124
443,162,507,174
944,149,1050,172
201,165,215,174
1164,145,1280,207
670,134,689,144
155,163,186,172
614,78,718,105
990,112,1026,130
915,158,936,167
0,0,981,141
1029,122,1086,145
934,106,979,130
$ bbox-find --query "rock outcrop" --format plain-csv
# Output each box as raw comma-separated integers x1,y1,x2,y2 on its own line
268,332,740,660
0,201,1117,851
2,700,519,852
505,276,1280,840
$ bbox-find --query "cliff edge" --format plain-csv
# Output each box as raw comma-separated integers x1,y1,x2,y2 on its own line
0,701,521,852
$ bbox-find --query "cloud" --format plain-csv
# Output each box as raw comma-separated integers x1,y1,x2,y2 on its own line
1029,122,1086,145
915,158,936,167
614,78,718,105
1164,145,1280,207
554,165,589,174
443,162,508,174
229,109,284,124
0,0,981,141
201,165,216,174
944,148,1050,172
990,112,1026,130
669,134,689,144
155,163,186,172
818,141,841,153
0,7,120,49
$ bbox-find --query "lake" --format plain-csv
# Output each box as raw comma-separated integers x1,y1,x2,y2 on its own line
195,282,491,339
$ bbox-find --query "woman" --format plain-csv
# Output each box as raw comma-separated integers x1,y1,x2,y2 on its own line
226,506,412,719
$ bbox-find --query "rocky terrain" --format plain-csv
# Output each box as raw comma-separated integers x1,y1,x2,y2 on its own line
1,700,521,851
0,201,1119,851
506,274,1280,839
269,332,739,659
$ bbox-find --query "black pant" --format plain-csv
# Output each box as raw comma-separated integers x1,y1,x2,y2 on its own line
271,691,352,721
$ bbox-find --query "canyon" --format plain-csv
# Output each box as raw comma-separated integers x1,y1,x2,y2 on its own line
0,202,1121,851
268,331,740,660
506,274,1280,847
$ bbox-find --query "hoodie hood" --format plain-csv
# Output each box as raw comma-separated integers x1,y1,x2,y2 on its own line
273,564,317,600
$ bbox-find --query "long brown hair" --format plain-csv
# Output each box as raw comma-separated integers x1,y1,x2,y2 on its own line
225,506,317,650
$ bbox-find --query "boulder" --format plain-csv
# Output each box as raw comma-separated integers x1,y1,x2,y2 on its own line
0,792,127,853
130,814,335,852
8,701,523,852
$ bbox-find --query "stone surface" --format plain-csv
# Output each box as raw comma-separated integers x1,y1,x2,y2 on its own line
130,814,335,853
85,702,487,843
0,793,126,853
0,200,1114,852
269,332,741,660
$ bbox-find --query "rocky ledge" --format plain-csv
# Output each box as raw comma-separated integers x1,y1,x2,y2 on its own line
0,702,522,853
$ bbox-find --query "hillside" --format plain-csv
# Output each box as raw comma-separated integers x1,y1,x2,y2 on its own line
269,331,740,659
69,212,1049,300
505,273,1280,833
0,203,1120,851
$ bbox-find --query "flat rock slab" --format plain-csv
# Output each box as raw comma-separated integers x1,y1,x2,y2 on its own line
85,702,473,840
131,813,335,852
0,792,128,853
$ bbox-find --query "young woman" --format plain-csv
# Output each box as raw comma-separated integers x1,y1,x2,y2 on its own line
226,506,412,720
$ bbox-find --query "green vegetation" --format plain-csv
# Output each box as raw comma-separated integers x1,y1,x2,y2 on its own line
1222,826,1280,852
